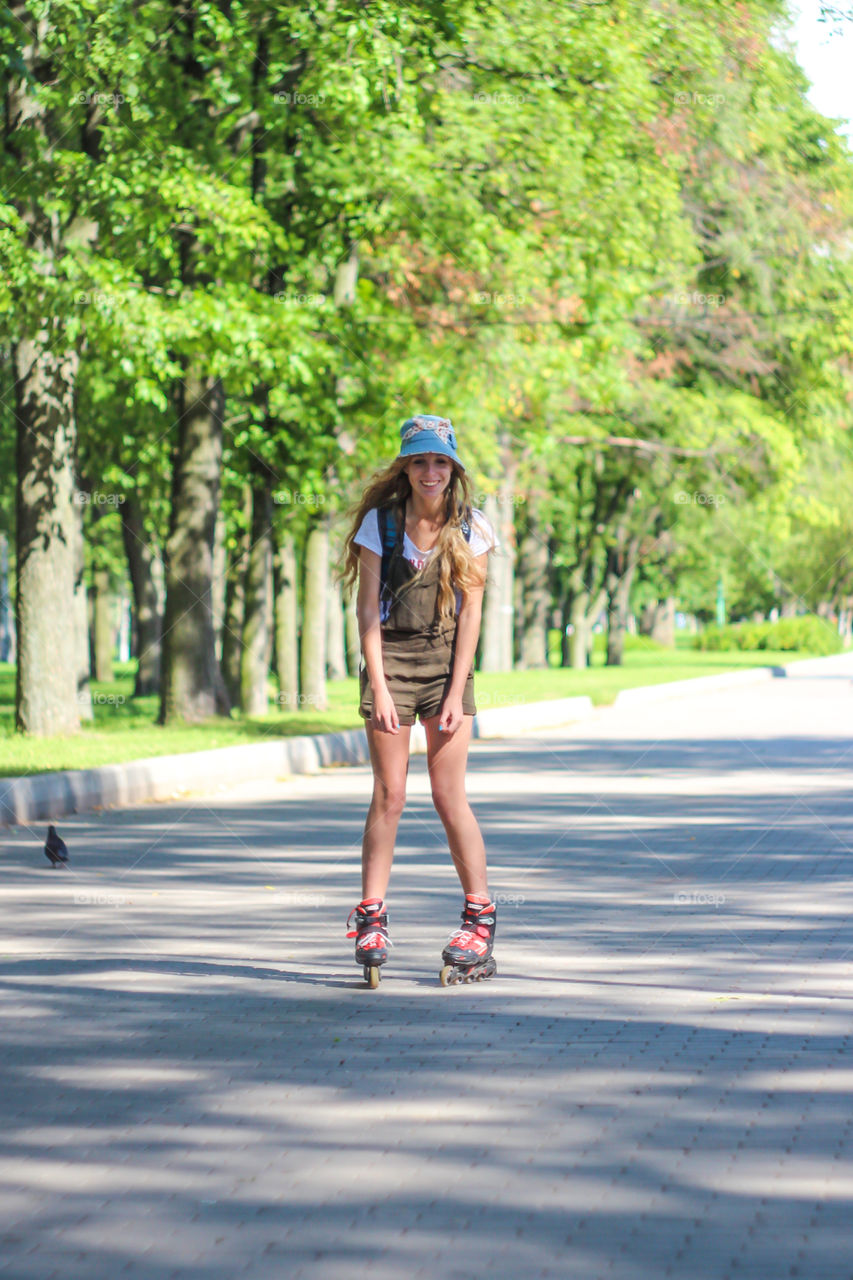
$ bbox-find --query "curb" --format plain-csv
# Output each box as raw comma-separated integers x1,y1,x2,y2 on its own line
611,650,853,708
0,729,370,828
611,664,784,706
1,696,596,828
3,653,850,827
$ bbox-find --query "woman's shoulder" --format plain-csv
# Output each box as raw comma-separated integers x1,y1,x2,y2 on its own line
353,507,382,551
469,506,489,526
468,507,498,548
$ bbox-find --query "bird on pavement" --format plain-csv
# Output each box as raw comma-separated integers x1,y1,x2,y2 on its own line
44,825,69,869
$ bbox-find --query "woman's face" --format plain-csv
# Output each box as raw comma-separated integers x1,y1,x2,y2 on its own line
405,453,453,500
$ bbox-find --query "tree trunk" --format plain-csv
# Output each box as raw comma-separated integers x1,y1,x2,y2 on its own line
512,564,524,667
566,564,590,669
326,575,348,681
159,369,229,723
9,3,86,736
120,490,164,697
480,494,505,670
239,467,274,716
211,502,227,662
559,597,571,667
0,534,15,664
566,569,606,669
72,494,93,722
344,589,360,677
117,592,132,663
14,338,81,735
605,536,640,667
221,486,251,708
567,591,592,668
517,515,550,668
300,518,328,711
655,598,677,646
273,529,299,710
479,454,517,671
92,567,114,683
642,597,677,646
837,603,852,645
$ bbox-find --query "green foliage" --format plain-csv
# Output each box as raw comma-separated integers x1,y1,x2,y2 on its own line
591,632,669,658
0,643,826,774
3,0,853,733
693,615,842,655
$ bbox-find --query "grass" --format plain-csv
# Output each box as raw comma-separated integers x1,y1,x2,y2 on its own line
0,638,825,777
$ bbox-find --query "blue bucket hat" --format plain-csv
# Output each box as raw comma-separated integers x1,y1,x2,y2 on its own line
397,414,464,471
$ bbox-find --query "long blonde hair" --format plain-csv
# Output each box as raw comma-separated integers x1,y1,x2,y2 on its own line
340,456,486,620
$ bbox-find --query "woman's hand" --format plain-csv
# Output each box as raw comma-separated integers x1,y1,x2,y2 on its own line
438,693,465,736
372,687,400,734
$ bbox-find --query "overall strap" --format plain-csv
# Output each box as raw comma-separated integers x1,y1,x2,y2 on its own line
379,502,471,599
378,505,402,607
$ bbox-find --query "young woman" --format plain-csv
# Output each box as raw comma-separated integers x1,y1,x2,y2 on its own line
341,414,499,987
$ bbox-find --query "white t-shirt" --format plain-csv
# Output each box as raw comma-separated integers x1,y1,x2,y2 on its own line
353,507,498,570
354,507,499,618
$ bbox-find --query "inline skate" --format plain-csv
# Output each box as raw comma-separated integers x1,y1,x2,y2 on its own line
440,894,497,986
346,897,391,989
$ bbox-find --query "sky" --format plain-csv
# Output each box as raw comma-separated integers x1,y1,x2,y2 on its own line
785,0,853,139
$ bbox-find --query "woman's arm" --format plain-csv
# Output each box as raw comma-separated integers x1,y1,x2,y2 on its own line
440,558,487,734
356,546,399,733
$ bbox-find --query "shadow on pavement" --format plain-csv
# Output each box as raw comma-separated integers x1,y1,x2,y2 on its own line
2,707,852,1278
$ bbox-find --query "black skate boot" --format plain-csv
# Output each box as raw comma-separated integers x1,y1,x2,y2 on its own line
346,897,391,989
440,894,497,986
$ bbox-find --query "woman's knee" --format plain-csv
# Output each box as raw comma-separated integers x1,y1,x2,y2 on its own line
430,782,467,823
371,779,407,820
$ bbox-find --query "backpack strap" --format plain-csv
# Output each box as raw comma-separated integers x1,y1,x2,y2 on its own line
376,503,471,622
378,505,401,621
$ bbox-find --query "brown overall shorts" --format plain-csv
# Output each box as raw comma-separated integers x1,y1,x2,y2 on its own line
358,532,476,727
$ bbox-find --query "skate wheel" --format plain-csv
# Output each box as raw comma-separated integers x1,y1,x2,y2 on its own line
365,964,381,989
439,964,456,987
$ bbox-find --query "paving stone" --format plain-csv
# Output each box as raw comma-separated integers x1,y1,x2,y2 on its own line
1,658,852,1278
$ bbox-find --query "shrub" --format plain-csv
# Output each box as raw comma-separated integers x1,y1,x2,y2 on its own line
693,615,842,656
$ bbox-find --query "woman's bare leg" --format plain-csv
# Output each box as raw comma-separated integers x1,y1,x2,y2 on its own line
422,715,489,897
361,723,412,899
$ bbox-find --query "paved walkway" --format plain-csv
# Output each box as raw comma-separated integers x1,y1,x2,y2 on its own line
2,660,853,1279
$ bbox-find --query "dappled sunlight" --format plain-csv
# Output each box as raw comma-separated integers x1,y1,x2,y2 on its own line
2,664,852,1277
